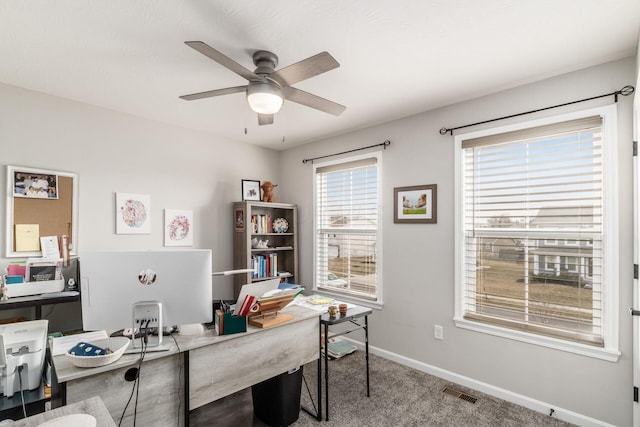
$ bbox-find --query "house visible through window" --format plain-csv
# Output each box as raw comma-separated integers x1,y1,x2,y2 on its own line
314,153,382,303
454,105,619,360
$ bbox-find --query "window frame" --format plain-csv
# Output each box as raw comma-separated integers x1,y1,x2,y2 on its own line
312,151,384,308
454,105,619,361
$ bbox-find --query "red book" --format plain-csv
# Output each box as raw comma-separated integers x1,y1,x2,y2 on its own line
237,295,256,316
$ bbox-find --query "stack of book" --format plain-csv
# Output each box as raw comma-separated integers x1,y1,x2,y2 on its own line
251,253,278,278
251,214,273,233
324,337,357,359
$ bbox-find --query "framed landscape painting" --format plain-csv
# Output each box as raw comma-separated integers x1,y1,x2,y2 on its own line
394,184,437,224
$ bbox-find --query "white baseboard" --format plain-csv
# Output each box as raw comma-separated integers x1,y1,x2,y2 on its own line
342,337,615,427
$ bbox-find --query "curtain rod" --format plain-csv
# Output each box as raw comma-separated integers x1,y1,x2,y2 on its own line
439,85,635,136
302,140,391,164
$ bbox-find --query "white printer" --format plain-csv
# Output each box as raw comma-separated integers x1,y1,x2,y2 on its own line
0,319,48,397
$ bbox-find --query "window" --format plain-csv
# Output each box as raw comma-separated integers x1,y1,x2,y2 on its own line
455,105,619,361
314,153,382,303
566,256,578,273
544,256,556,271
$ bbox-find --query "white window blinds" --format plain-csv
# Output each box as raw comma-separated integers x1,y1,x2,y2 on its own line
461,115,605,345
315,155,380,301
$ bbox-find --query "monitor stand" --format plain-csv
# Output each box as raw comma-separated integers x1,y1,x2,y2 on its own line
123,336,172,354
131,301,163,348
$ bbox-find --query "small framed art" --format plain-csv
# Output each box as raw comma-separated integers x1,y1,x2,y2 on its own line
234,206,245,232
242,180,261,201
164,209,193,246
116,193,151,234
13,168,58,199
394,184,437,224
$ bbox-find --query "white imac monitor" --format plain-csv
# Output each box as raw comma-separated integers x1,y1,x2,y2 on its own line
80,249,213,341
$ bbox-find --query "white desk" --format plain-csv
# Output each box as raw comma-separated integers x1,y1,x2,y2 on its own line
51,305,319,427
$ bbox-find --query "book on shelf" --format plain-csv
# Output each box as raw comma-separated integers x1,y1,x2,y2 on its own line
251,253,278,278
251,214,274,234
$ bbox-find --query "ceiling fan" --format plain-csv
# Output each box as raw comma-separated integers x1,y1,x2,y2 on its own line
179,41,346,125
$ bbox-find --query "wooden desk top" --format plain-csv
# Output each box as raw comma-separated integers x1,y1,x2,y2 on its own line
9,396,115,427
53,304,319,384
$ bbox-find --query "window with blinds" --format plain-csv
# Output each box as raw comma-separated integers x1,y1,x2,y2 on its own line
456,110,617,350
314,153,381,301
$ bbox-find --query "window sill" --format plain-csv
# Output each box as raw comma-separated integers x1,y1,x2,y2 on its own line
313,289,384,310
454,317,620,362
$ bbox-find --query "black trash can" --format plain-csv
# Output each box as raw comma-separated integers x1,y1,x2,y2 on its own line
251,366,303,427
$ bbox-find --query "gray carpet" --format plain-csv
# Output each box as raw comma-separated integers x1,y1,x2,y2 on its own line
191,351,576,426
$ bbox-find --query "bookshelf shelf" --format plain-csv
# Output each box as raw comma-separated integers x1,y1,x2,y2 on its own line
233,201,298,297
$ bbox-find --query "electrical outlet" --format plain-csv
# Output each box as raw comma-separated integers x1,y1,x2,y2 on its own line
434,325,444,340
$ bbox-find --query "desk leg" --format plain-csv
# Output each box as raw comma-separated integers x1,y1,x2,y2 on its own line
302,318,323,421
324,322,330,421
184,351,190,427
365,315,370,397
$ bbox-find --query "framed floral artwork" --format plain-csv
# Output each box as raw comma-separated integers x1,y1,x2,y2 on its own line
164,209,193,246
116,193,151,234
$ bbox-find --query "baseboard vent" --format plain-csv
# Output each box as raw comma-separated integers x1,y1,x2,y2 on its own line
441,386,478,404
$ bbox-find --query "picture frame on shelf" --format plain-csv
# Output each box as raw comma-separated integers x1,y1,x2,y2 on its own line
394,184,437,224
242,179,261,201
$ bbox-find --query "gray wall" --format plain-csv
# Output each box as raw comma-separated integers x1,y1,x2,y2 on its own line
0,56,636,425
279,57,636,426
0,82,282,331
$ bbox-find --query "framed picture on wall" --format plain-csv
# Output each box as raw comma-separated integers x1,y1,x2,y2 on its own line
164,209,194,247
242,179,261,201
115,193,151,234
394,184,437,224
13,168,59,199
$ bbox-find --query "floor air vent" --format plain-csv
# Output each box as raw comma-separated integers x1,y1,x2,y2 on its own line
441,386,478,404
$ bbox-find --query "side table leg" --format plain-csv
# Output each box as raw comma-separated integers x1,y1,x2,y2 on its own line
324,322,330,421
365,315,370,397
317,318,322,421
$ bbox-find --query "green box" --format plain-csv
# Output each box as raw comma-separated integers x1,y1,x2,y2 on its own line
215,309,247,335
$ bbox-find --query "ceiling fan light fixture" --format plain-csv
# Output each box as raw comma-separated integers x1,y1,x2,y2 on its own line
247,81,283,114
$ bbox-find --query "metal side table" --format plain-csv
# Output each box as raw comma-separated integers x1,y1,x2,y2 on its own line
318,304,371,421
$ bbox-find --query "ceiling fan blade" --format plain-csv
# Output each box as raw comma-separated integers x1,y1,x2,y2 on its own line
258,113,274,126
270,52,339,87
185,41,258,82
179,85,247,101
283,87,346,116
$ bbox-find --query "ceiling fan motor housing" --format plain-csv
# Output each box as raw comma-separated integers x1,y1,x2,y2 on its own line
252,50,278,76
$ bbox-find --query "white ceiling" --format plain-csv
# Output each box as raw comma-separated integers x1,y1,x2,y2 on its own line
1,1,639,150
